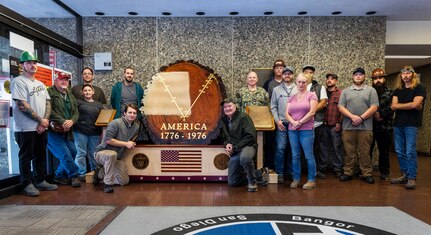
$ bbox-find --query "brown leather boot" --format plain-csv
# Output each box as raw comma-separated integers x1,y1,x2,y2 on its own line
302,181,316,190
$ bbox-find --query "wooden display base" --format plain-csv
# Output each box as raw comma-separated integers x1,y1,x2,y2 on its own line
122,145,229,182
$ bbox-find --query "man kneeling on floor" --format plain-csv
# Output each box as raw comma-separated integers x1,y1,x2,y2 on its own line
93,104,140,193
220,97,269,192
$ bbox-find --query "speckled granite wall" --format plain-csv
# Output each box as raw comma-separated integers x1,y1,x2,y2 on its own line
80,16,386,98
31,18,80,84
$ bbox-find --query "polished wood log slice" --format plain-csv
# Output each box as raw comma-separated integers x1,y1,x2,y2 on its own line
142,60,226,144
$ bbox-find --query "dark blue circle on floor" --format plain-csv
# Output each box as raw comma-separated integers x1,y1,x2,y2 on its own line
152,213,395,235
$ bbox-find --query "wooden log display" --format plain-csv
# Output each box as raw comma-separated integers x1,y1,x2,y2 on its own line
141,60,226,144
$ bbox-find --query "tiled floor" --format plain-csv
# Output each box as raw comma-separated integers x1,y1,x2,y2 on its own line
0,205,113,234
0,154,430,234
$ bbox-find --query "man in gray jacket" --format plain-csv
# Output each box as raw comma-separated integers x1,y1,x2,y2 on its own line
270,67,297,183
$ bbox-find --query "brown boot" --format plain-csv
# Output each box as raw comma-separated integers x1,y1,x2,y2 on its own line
302,181,316,190
390,173,407,184
290,180,300,189
405,179,416,189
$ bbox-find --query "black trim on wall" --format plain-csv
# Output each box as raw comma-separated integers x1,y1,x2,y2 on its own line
0,5,83,58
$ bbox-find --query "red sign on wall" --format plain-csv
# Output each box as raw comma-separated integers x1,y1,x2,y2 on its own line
49,50,56,68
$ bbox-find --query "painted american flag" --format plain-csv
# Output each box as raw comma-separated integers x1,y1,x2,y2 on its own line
160,150,202,172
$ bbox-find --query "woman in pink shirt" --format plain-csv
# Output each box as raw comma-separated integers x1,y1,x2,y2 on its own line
285,73,318,190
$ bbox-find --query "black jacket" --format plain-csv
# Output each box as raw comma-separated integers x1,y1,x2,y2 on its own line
221,110,257,154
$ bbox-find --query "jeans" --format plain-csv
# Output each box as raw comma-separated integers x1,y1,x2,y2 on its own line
289,130,316,181
14,131,48,186
73,131,100,175
319,125,344,171
370,129,392,175
47,131,79,179
228,146,257,186
274,122,292,177
394,127,418,179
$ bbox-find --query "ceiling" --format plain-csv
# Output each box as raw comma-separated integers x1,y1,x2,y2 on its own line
2,0,431,74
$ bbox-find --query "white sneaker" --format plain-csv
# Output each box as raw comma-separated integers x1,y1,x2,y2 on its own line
23,183,40,197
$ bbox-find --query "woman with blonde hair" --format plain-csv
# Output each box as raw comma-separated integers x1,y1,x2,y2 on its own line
285,73,318,190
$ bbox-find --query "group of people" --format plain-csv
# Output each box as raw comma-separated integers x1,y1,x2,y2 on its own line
226,59,426,192
11,51,427,196
11,51,144,196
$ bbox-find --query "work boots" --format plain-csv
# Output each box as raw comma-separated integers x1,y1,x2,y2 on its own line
390,173,407,184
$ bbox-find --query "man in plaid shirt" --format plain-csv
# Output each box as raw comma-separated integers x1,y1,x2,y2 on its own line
320,73,344,176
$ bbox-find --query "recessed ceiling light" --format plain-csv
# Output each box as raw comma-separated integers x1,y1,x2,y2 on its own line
263,11,273,15
297,11,308,15
128,12,138,16
332,11,342,15
95,12,105,16
196,12,205,16
366,11,377,15
229,12,239,16
162,12,171,16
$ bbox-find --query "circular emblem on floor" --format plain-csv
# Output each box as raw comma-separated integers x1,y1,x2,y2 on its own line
132,153,149,170
152,213,395,235
213,153,229,170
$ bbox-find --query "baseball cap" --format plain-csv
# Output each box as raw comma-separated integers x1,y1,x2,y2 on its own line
282,67,294,74
302,65,315,72
353,67,365,75
56,72,71,80
220,96,236,106
273,59,286,68
325,73,338,79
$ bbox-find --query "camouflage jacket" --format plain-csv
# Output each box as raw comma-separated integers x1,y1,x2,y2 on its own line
236,86,269,112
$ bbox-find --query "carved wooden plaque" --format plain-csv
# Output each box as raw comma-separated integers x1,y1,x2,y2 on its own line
142,60,226,144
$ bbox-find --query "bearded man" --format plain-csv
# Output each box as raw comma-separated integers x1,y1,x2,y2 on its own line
338,67,379,184
370,68,394,180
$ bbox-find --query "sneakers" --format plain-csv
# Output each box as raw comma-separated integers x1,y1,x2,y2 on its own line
405,179,416,189
302,181,316,190
23,183,40,197
333,168,343,177
380,173,389,180
316,171,326,179
390,173,407,184
258,167,269,186
290,180,300,189
104,184,114,193
35,180,58,191
92,166,101,185
54,177,71,185
363,176,375,184
339,174,353,181
277,174,284,184
247,183,258,192
78,175,86,182
71,177,81,187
